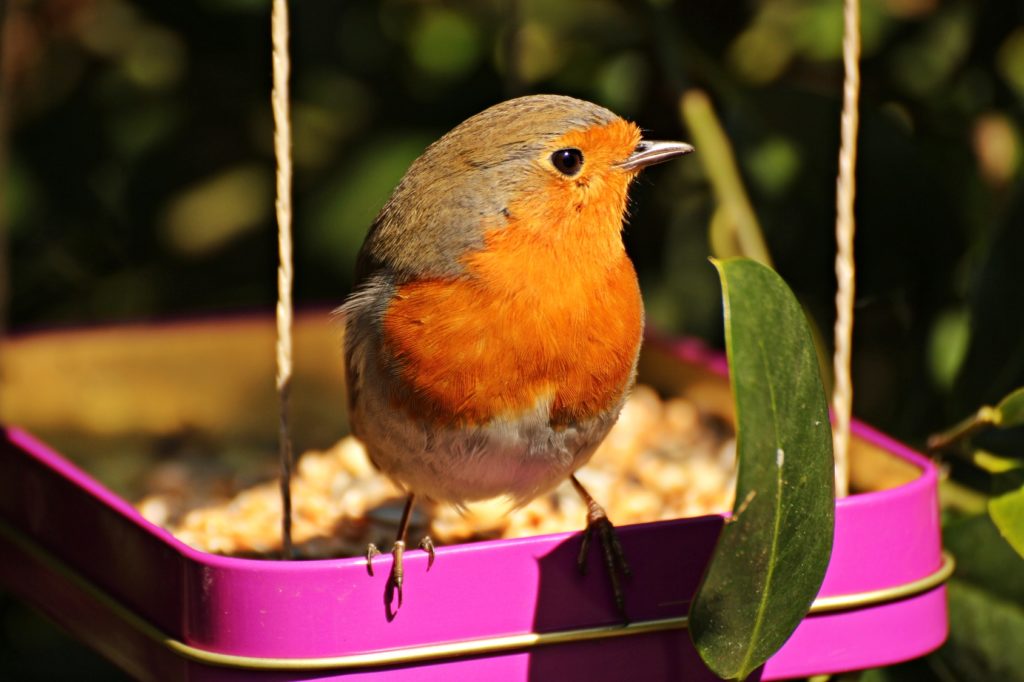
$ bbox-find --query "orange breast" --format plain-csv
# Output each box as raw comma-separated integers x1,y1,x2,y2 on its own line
381,222,643,427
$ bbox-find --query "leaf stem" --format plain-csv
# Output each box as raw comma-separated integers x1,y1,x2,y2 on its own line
927,406,1000,453
679,90,773,267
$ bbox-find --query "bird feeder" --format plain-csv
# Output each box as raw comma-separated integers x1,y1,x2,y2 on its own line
0,315,950,681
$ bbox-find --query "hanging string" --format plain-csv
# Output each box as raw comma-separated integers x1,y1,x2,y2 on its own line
832,0,862,498
271,0,295,558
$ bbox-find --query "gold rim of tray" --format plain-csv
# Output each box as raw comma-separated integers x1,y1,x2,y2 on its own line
0,518,954,671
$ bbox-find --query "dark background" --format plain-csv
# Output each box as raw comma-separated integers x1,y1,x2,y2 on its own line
2,0,1023,679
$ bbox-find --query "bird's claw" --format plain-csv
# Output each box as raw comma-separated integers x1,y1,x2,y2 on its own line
365,543,381,576
578,513,631,621
419,536,436,571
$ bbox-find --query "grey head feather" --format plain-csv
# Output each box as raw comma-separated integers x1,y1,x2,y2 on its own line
352,95,619,288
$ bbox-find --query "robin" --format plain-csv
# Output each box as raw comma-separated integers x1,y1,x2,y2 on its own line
339,94,693,618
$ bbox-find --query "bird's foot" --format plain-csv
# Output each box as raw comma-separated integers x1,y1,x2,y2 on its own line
572,475,631,622
578,510,631,621
366,536,436,617
368,540,408,605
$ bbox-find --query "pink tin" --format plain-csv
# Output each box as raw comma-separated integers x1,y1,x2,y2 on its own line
0,332,949,681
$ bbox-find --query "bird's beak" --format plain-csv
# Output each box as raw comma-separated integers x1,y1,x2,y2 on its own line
618,140,694,172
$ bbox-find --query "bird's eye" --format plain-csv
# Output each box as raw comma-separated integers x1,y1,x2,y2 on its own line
551,148,584,176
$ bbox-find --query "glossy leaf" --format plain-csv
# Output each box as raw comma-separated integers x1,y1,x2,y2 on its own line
990,486,1024,559
689,258,835,680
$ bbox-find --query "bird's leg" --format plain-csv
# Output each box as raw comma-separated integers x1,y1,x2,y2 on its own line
571,474,631,621
389,494,416,607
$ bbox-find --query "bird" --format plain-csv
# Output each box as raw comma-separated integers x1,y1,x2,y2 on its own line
339,94,693,618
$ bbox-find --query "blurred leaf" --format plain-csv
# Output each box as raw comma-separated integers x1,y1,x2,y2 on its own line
503,21,565,85
727,22,793,85
72,1,185,91
690,258,835,681
974,450,1024,475
4,158,36,235
290,73,373,169
944,512,1024,605
680,90,773,268
940,479,990,516
792,1,846,61
744,136,800,197
306,134,432,269
990,486,1024,559
891,4,972,96
291,104,348,169
927,307,971,390
931,580,1024,680
160,165,273,256
998,28,1024,99
595,52,647,114
409,8,481,78
120,27,186,91
995,387,1024,428
728,0,890,82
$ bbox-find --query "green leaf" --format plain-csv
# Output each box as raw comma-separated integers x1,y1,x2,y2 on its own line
973,450,1024,475
926,307,971,390
930,580,1024,680
943,512,1024,605
990,486,1024,559
938,513,1024,678
689,258,835,680
995,387,1024,428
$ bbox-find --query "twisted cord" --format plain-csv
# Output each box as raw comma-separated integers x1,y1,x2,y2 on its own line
272,0,295,557
832,0,862,498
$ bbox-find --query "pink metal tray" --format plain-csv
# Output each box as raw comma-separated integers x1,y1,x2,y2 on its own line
0,343,949,681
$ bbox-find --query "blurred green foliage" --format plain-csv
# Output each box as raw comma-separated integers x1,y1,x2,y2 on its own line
3,0,1024,679
5,0,1024,443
